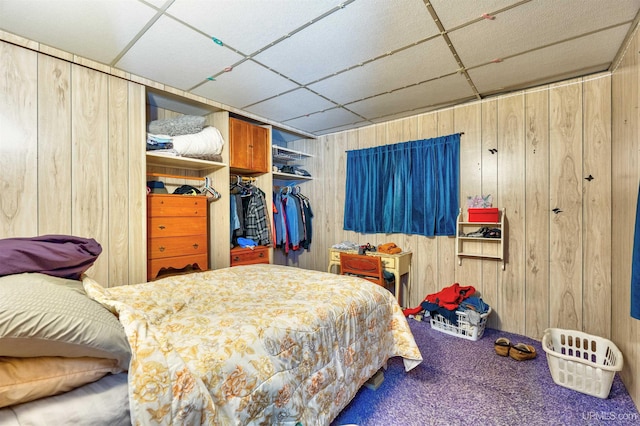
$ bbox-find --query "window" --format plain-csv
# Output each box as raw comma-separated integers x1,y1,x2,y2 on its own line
343,134,460,237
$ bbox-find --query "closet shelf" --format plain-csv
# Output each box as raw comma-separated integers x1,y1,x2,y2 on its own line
146,152,226,171
273,171,313,181
272,145,314,163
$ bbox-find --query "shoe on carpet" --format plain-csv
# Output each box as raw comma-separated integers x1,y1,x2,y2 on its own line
494,337,511,357
509,343,537,361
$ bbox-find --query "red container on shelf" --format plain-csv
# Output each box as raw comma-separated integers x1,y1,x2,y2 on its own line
468,208,499,223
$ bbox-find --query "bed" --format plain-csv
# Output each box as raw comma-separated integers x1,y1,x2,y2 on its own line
0,236,422,425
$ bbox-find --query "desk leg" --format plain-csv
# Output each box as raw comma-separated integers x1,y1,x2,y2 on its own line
328,262,340,274
394,271,402,307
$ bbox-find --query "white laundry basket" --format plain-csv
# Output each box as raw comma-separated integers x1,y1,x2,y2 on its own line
542,328,623,398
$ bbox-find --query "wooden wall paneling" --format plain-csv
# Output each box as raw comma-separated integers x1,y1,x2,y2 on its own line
549,79,583,331
582,74,612,338
305,136,325,269
497,93,526,335
0,41,38,238
437,109,456,289
612,28,640,405
128,81,146,285
411,112,439,308
71,64,109,284
316,134,336,270
208,111,230,270
455,103,483,292
38,53,72,235
481,99,500,329
524,87,550,338
108,76,130,287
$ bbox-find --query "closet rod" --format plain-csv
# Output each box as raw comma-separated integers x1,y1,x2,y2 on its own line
146,172,205,181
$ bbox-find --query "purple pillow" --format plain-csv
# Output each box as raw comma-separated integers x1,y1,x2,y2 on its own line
0,235,102,280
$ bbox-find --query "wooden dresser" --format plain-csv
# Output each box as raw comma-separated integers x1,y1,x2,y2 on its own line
230,246,270,267
147,194,208,280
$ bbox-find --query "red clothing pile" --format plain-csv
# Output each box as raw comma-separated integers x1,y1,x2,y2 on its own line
403,283,475,316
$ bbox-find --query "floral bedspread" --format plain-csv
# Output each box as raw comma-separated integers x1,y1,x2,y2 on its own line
84,264,422,425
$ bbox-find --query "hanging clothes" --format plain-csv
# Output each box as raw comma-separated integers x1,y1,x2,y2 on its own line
273,186,313,254
230,179,272,247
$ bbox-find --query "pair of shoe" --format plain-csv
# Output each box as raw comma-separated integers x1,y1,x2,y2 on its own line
465,227,488,237
494,337,537,360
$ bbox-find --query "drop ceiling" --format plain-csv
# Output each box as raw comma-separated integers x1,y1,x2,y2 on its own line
1,0,639,137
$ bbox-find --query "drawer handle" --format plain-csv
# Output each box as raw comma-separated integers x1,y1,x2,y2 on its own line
158,246,165,252
193,243,199,249
194,211,198,215
258,252,265,257
233,256,240,261
158,225,165,230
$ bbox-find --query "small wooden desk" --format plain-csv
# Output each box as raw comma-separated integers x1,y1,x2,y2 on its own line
328,248,412,306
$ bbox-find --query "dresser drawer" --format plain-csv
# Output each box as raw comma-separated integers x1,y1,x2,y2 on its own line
148,216,207,238
148,235,208,259
148,194,207,217
147,254,208,281
230,246,270,266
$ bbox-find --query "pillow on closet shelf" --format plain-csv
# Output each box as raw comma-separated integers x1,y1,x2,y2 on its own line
0,273,130,370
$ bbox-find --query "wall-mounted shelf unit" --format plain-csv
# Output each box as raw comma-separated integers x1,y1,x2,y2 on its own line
272,145,313,182
456,208,506,270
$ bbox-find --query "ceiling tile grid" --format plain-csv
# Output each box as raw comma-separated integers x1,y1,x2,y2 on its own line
191,60,299,110
252,0,440,85
468,24,631,94
307,36,460,106
115,15,246,91
165,0,345,55
1,0,639,136
244,88,337,123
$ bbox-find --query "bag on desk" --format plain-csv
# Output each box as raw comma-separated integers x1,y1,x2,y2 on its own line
378,242,402,254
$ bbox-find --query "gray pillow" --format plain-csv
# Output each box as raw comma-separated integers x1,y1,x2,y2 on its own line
0,273,130,369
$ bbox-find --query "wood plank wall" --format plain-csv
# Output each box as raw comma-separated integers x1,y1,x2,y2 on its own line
0,40,146,287
288,73,613,344
611,23,640,410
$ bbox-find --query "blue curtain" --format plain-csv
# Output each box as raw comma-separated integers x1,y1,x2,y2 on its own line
631,182,640,320
343,134,460,237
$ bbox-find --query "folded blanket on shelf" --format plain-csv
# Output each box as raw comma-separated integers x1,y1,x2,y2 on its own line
172,126,224,157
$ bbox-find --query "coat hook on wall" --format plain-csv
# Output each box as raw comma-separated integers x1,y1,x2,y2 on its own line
585,174,594,181
488,148,497,154
552,208,563,214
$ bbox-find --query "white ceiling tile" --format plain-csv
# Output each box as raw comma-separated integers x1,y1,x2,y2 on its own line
253,0,439,84
449,0,640,68
308,37,459,105
469,25,630,94
0,0,157,64
283,107,364,133
165,0,344,54
347,73,476,120
430,0,522,29
244,88,336,122
192,60,299,110
116,15,244,90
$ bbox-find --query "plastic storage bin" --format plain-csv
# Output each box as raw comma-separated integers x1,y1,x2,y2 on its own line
468,208,499,222
429,307,491,341
542,328,623,398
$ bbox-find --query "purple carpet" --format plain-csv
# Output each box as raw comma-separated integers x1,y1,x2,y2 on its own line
332,319,640,426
